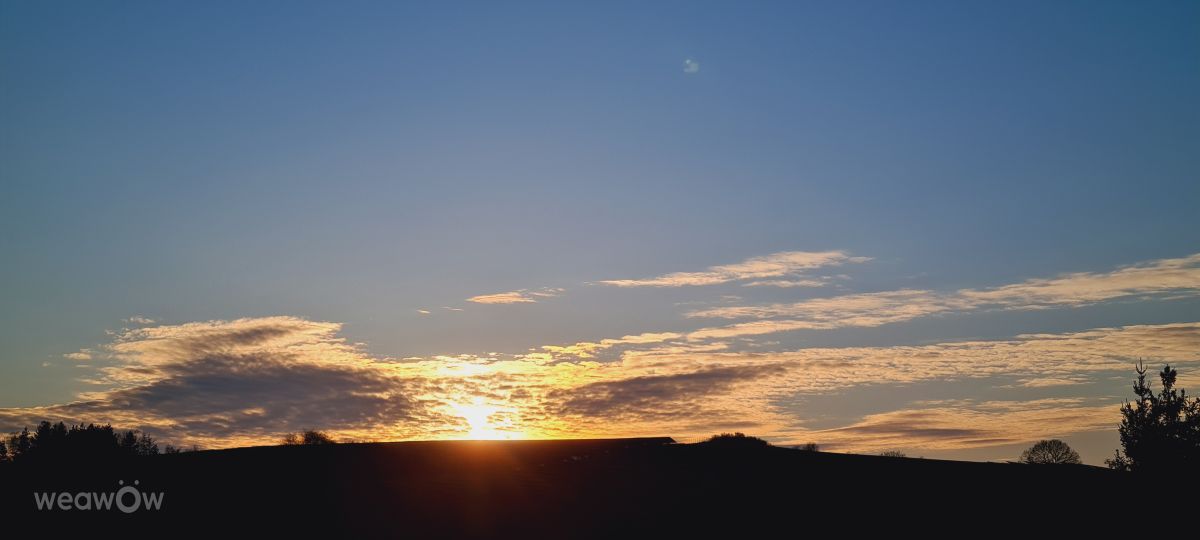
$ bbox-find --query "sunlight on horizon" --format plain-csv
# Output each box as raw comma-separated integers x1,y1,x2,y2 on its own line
449,398,525,440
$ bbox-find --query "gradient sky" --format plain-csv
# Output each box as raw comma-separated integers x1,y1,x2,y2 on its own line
2,1,1198,463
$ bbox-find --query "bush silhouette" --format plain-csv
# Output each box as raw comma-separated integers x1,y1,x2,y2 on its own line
282,429,337,445
1107,362,1200,471
700,432,769,448
880,450,906,458
1019,439,1080,464
797,442,819,452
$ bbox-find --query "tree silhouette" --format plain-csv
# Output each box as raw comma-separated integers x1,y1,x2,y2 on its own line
3,422,161,462
1107,362,1200,471
7,427,32,459
140,433,160,455
31,421,68,457
1019,439,1080,464
879,450,907,458
697,433,770,450
283,429,337,445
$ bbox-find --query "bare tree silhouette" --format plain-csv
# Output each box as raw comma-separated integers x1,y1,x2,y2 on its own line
1019,439,1081,464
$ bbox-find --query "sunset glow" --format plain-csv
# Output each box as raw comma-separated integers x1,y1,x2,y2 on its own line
2,2,1197,467
450,399,523,441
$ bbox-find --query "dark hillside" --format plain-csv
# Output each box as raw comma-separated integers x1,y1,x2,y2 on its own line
1,437,1135,536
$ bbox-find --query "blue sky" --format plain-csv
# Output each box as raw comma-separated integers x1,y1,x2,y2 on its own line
2,1,1198,462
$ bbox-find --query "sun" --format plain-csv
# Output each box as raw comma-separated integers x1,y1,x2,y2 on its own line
450,398,522,440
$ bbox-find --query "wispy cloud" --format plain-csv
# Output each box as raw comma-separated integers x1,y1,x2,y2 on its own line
687,289,960,323
468,292,537,304
539,331,684,358
467,287,565,304
547,364,784,420
742,279,828,288
598,251,868,288
802,399,1117,453
683,253,1200,340
958,253,1200,308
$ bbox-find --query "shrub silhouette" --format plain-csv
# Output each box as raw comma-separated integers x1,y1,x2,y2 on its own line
1107,362,1200,472
282,429,337,445
1019,439,1080,464
797,442,819,452
700,432,769,447
879,450,907,458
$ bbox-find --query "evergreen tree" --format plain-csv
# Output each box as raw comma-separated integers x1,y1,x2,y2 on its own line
1107,362,1200,471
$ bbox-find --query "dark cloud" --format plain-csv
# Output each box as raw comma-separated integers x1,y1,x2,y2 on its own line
0,353,449,445
0,318,458,446
548,364,785,419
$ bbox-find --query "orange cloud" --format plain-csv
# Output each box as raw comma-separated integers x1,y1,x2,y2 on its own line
467,287,564,304
598,250,868,287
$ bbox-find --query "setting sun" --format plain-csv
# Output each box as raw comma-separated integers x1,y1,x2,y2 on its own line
450,399,522,440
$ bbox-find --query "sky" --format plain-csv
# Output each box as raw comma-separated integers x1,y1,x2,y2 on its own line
1,1,1198,464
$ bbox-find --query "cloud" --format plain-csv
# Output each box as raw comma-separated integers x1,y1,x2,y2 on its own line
5,315,1200,453
417,309,431,315
683,253,1200,340
529,321,1200,447
742,279,828,288
0,317,468,447
467,292,536,304
660,322,1200,390
125,316,156,325
2,251,1183,454
467,287,564,304
682,288,973,340
64,349,93,361
802,399,1117,453
598,251,868,288
539,331,684,359
547,364,784,420
1011,377,1090,388
683,58,700,74
958,253,1200,308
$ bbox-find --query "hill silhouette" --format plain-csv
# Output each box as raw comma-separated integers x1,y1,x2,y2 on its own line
2,437,1135,537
